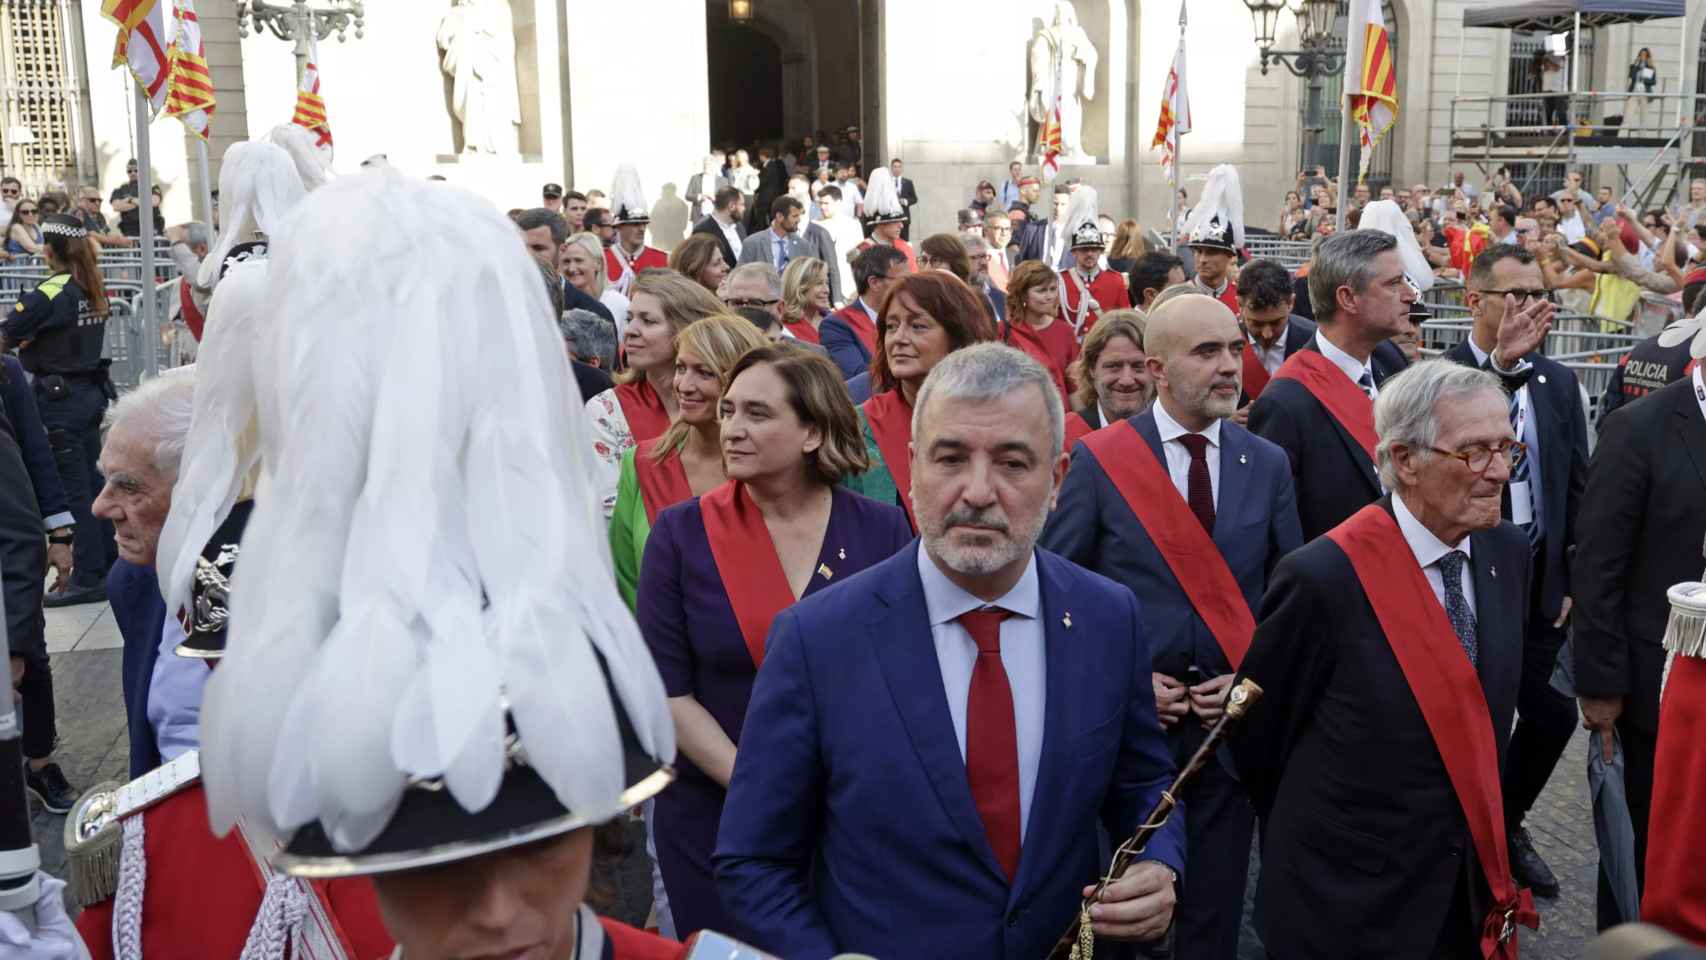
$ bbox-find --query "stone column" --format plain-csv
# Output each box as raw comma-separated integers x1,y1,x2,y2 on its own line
189,0,246,224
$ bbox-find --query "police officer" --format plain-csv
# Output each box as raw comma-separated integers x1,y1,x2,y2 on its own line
0,214,114,610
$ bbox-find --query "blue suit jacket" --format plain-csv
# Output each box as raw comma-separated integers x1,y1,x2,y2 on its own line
107,559,165,777
820,301,875,380
0,356,67,520
1040,411,1303,679
714,543,1185,960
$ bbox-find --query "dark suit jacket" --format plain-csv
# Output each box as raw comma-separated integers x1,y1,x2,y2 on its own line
895,176,918,216
1446,342,1589,620
1231,502,1530,958
0,400,42,661
572,361,615,403
691,214,745,269
561,279,614,323
0,356,67,520
1071,405,1106,432
844,371,872,405
108,559,167,777
1248,338,1409,541
1016,219,1061,266
820,300,875,380
1041,412,1303,681
1238,315,1317,407
714,544,1185,960
1572,376,1706,736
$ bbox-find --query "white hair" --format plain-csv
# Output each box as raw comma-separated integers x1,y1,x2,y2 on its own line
912,343,1064,456
104,367,198,480
1374,358,1504,490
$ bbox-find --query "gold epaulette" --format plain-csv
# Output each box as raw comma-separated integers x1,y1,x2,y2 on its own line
63,750,202,908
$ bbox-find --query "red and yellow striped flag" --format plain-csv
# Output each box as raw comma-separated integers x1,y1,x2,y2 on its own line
292,36,332,147
1345,0,1397,183
163,0,214,139
102,0,169,113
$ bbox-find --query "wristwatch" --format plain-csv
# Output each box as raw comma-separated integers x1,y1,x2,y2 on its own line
47,527,72,545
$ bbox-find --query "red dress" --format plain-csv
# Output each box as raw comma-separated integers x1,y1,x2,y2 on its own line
1006,318,1075,403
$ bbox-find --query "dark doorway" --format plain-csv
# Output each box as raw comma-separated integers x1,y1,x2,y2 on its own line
708,16,784,148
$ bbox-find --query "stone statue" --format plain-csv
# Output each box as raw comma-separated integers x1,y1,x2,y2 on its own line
1028,0,1099,163
436,0,521,155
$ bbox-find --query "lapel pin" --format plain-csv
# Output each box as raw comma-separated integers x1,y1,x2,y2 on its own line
1490,564,1497,579
837,547,846,560
1537,374,1547,385
1239,453,1248,464
817,563,834,580
1062,611,1073,630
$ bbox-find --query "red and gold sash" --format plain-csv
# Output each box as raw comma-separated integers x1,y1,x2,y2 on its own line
1241,345,1271,401
1082,421,1255,668
1326,505,1537,957
1271,349,1376,464
862,389,916,530
699,481,794,668
615,380,672,447
633,443,693,525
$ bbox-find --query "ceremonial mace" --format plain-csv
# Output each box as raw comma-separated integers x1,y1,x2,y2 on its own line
1046,678,1264,960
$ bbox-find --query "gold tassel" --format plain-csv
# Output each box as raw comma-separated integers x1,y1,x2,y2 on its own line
62,782,125,908
1070,903,1095,960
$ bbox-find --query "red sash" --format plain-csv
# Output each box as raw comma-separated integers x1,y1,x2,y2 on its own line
180,278,206,342
699,481,794,668
1326,505,1537,957
1064,410,1097,451
1241,346,1271,401
1643,654,1706,942
615,380,672,446
1271,349,1376,463
1082,421,1255,668
784,319,822,344
633,443,692,524
838,304,879,355
862,389,916,529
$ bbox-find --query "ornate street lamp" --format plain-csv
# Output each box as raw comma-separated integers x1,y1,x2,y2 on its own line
236,0,365,82
728,0,754,24
1244,0,1349,174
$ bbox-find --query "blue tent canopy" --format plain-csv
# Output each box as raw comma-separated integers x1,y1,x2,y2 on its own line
1462,0,1687,31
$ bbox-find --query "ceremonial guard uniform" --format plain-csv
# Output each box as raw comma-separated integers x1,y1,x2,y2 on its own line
1643,580,1706,942
1181,165,1245,315
854,169,916,270
606,165,668,297
1057,186,1130,342
2,215,114,605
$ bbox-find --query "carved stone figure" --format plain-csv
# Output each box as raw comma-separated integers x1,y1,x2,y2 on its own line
437,0,521,155
1028,0,1099,164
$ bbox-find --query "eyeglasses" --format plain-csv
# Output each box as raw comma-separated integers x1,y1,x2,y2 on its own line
918,255,943,267
17,208,37,215
724,297,779,308
1429,440,1527,475
1477,287,1552,304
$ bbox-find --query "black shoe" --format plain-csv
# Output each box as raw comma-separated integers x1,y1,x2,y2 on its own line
44,582,106,608
1509,826,1561,899
25,762,77,814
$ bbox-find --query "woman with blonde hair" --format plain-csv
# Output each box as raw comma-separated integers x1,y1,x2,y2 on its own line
587,269,727,517
637,343,910,938
1107,218,1147,273
729,148,758,199
562,231,629,334
669,233,730,294
1065,309,1150,447
779,256,831,343
609,313,767,607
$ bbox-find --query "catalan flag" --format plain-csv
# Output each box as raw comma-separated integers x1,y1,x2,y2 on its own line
292,36,332,147
163,0,214,139
1150,6,1190,174
1344,0,1397,183
1038,95,1062,181
102,0,169,113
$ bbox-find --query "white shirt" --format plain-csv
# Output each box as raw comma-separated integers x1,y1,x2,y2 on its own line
1557,211,1587,245
1152,399,1221,508
821,215,865,302
148,615,208,762
1393,491,1477,613
1249,328,1288,376
713,213,742,255
1315,330,1379,400
600,288,630,340
918,545,1045,842
837,180,863,219
1465,337,1543,529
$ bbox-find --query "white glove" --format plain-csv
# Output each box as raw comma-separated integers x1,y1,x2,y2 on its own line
0,875,91,960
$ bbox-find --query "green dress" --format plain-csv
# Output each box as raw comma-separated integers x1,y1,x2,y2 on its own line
608,447,653,611
840,405,901,512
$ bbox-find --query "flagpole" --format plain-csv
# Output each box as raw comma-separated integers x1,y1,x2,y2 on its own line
1169,0,1186,253
195,137,215,226
1334,0,1359,233
133,82,159,381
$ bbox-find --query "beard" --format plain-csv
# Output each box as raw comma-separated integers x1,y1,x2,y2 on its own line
1098,384,1150,420
918,497,1050,579
1175,375,1240,422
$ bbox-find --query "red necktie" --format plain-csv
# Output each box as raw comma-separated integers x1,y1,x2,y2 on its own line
957,607,1021,882
1177,433,1216,535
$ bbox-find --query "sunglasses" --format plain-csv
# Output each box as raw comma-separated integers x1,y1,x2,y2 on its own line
18,208,37,215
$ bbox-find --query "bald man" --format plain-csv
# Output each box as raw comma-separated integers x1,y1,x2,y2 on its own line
1041,295,1302,960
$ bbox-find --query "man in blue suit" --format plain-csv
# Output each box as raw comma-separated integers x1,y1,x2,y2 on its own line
716,344,1184,960
1042,294,1301,960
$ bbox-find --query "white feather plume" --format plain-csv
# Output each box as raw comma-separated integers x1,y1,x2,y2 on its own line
1656,301,1706,360
1357,199,1437,293
1180,164,1245,249
195,141,309,291
610,164,649,223
199,170,675,850
1064,185,1099,237
863,168,904,220
264,123,335,192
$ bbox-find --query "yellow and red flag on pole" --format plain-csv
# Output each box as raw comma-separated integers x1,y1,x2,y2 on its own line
1150,19,1190,173
1344,0,1397,184
102,0,170,113
163,0,215,139
1038,92,1062,181
292,35,333,147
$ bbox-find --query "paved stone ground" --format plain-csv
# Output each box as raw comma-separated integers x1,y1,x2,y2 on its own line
28,601,1606,949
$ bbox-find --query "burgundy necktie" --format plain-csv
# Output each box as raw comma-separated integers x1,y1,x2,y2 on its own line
1178,433,1216,535
957,607,1021,882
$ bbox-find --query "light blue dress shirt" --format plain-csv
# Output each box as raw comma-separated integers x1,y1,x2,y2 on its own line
147,615,208,762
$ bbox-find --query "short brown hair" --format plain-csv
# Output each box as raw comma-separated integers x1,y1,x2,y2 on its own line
870,272,996,392
620,269,727,382
725,343,870,485
669,233,726,290
1072,310,1145,410
1006,259,1061,316
918,233,972,281
651,314,769,460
